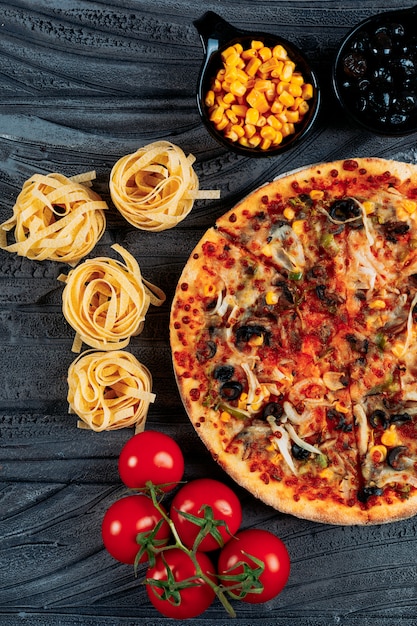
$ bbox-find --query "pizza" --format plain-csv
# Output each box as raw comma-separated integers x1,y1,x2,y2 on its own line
170,157,417,525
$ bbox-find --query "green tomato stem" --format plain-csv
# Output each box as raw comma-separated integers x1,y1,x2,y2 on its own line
144,480,237,618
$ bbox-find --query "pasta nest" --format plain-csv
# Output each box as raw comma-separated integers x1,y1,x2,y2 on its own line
0,172,107,265
67,349,155,432
109,140,219,231
60,244,165,352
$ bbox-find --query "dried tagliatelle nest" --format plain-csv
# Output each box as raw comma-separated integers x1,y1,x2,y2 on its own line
59,243,165,352
109,140,220,231
0,171,108,265
67,349,155,432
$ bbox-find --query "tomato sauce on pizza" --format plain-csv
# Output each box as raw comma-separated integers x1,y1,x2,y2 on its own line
170,157,417,525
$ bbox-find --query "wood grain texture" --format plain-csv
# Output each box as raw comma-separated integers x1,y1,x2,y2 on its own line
1,1,417,624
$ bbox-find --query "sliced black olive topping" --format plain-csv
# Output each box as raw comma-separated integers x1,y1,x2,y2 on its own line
369,409,390,430
339,418,352,433
382,220,410,243
315,284,340,310
315,285,327,301
196,340,217,363
357,485,384,503
291,443,310,460
219,381,243,402
327,408,353,432
235,324,271,347
213,364,234,382
387,445,408,470
389,412,412,425
369,409,411,429
346,334,369,354
274,280,294,305
262,402,284,421
329,198,361,222
298,193,313,206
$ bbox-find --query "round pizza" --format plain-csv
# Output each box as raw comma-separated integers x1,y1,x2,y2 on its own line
170,157,417,525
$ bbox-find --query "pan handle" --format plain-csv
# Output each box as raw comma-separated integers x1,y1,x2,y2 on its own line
193,11,243,56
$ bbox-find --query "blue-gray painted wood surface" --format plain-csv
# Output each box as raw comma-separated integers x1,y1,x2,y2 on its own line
1,1,417,624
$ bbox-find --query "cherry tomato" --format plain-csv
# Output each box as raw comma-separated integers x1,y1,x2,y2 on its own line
118,430,184,492
217,528,290,603
146,547,216,619
101,494,170,564
170,478,242,552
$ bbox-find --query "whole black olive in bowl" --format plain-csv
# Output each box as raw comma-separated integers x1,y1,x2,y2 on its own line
333,5,417,135
194,11,320,157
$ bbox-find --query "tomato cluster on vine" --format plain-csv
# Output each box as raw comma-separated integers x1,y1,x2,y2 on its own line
101,430,291,619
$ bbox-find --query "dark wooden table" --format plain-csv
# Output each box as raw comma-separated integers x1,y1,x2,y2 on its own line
2,1,417,624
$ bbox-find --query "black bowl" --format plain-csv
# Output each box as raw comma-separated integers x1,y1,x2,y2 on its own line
194,11,320,157
333,4,417,136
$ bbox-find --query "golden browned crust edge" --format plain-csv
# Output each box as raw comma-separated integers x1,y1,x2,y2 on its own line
218,157,417,222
